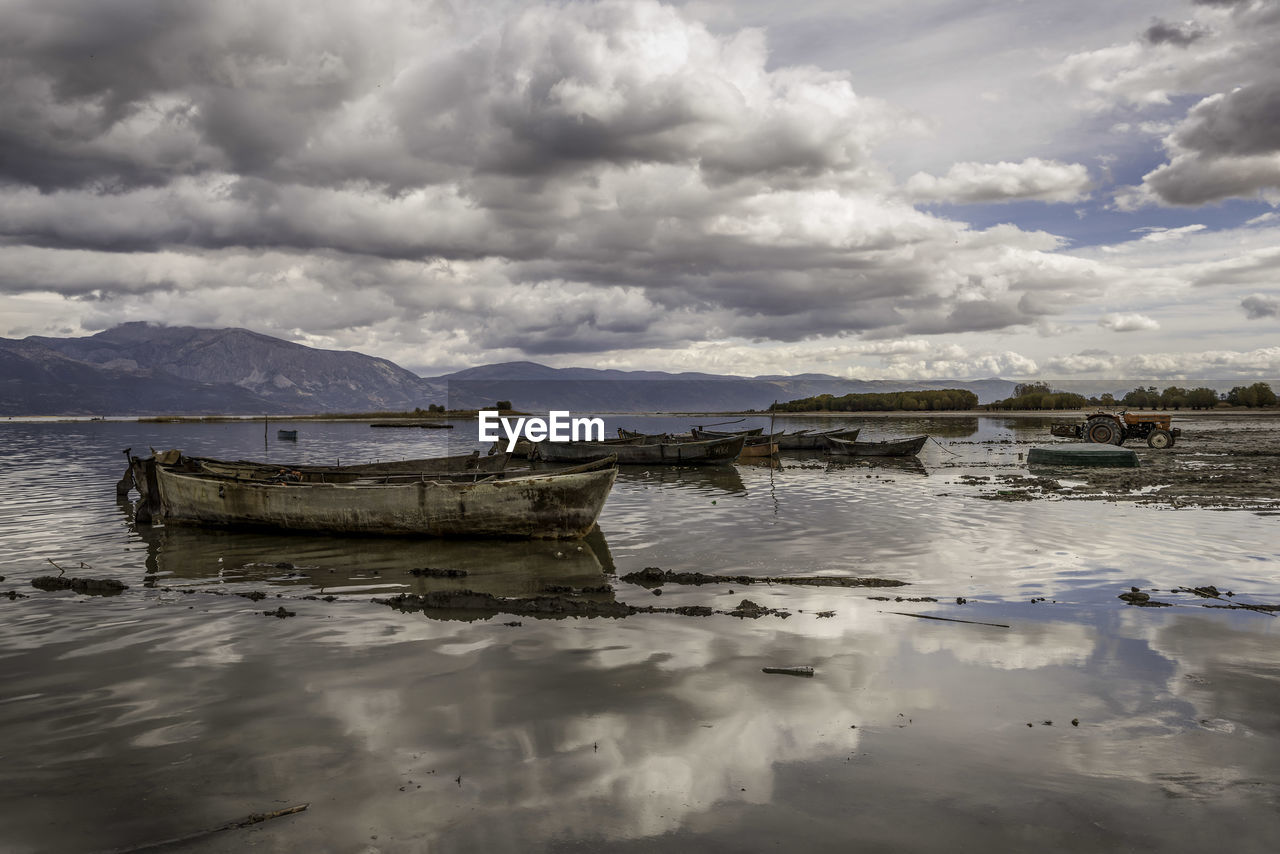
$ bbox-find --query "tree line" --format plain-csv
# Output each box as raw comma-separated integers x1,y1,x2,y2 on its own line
768,381,1275,413
1113,382,1275,410
769,389,979,412
985,383,1088,410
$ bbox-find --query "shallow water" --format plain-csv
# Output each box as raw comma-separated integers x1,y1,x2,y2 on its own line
1,416,1278,853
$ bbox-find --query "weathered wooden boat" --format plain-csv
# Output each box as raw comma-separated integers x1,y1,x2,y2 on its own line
492,435,641,459
823,434,928,457
536,435,744,465
183,450,510,483
128,451,617,538
370,420,454,428
276,429,298,441
776,427,860,451
690,426,765,438
1027,445,1139,468
121,449,511,516
737,435,779,457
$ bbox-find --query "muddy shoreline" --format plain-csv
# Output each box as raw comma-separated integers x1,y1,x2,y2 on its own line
949,420,1280,510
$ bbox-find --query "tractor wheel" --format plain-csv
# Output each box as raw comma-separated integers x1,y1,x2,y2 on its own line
1086,419,1119,445
1147,429,1173,449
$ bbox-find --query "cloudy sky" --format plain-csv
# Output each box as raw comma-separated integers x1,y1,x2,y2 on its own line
2,0,1278,380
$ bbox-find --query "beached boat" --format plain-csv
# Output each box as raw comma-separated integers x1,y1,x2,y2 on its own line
823,434,928,458
536,435,744,465
1027,445,1139,468
129,452,617,538
776,427,860,451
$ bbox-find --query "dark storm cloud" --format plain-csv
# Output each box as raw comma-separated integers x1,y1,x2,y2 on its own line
1142,79,1280,205
1142,19,1206,47
1241,294,1279,319
1173,83,1280,158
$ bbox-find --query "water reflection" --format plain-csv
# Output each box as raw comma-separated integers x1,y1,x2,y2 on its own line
4,418,1280,852
121,496,617,598
615,464,747,494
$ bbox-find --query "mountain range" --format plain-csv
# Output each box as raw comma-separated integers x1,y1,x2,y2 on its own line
1,322,1233,416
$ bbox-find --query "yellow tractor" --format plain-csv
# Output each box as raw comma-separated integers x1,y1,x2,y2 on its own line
1051,410,1180,448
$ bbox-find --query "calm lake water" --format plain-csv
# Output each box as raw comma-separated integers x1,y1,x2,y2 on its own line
1,416,1278,853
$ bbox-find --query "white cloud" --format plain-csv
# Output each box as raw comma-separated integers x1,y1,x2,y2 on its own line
1099,312,1160,332
1133,224,1207,242
906,158,1092,204
1046,345,1280,378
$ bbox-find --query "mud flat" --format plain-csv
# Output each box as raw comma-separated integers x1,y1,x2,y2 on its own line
959,420,1280,510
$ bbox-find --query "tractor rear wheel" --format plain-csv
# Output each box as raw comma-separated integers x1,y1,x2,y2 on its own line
1086,419,1119,444
1147,429,1173,449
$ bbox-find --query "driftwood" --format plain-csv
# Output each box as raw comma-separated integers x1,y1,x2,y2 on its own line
883,611,1010,628
98,803,309,853
1175,585,1277,616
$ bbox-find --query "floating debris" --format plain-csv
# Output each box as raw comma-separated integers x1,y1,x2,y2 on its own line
30,576,128,596
410,567,468,578
263,606,296,618
883,611,1010,628
375,591,767,621
620,567,906,589
762,666,814,677
1118,588,1173,607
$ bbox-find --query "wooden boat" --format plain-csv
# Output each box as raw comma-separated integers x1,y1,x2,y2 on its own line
823,434,928,457
187,450,509,483
276,429,298,441
130,452,617,538
1027,445,1139,468
737,441,779,458
776,427,860,451
370,420,454,428
536,435,744,465
690,426,765,438
493,435,641,459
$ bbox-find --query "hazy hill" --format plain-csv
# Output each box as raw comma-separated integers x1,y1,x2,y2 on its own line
8,323,440,415
3,324,1029,415
432,361,1018,410
0,337,286,416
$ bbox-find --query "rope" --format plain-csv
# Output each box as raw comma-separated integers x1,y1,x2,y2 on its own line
929,436,959,456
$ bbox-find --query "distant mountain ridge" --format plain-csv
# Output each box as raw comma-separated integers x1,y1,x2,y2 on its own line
4,323,439,415
2,323,1025,415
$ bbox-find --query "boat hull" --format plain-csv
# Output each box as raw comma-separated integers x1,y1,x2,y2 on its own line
537,435,744,465
776,428,860,450
823,435,928,457
1027,445,1139,467
149,463,616,538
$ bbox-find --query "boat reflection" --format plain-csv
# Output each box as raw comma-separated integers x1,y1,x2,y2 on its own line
613,464,747,495
122,496,617,600
825,456,929,477
778,449,927,476
735,456,782,469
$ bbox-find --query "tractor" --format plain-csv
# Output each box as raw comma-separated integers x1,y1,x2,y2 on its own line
1050,410,1181,448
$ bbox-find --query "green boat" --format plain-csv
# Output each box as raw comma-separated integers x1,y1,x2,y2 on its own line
1027,445,1139,467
